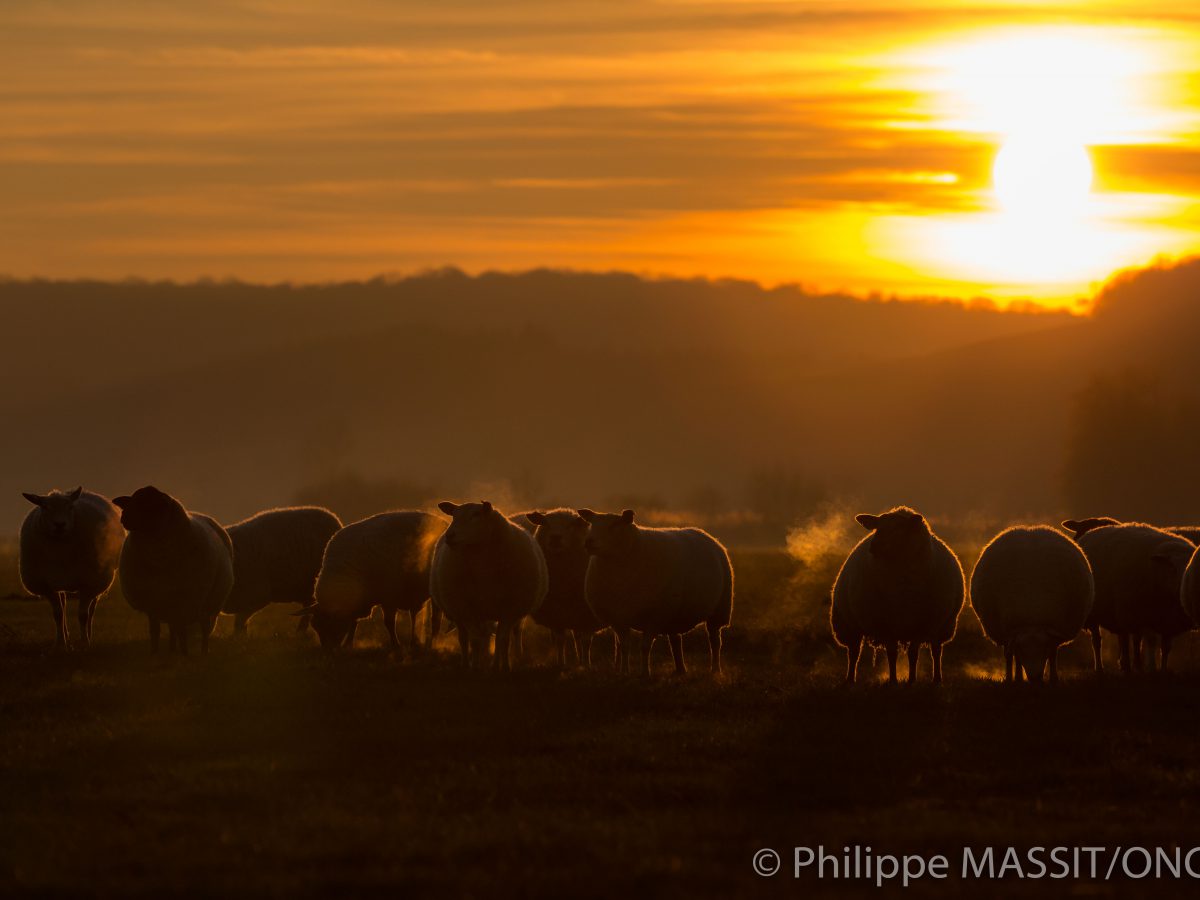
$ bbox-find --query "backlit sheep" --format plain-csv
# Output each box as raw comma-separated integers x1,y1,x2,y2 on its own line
830,507,964,684
577,508,733,676
430,501,547,671
969,526,1094,684
19,487,124,648
114,486,233,654
300,511,446,651
223,506,342,635
526,509,603,667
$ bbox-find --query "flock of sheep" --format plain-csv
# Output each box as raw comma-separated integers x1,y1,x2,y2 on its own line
15,486,1200,683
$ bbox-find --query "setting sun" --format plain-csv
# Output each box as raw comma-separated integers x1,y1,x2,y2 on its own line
993,137,1093,218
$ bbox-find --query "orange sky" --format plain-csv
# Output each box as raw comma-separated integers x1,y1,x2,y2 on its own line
3,1,1199,305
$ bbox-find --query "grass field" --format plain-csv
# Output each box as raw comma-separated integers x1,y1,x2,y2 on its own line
3,547,1200,897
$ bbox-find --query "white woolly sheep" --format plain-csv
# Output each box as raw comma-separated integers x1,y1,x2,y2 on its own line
830,507,964,685
298,511,446,652
577,508,732,676
969,526,1094,684
223,506,342,635
1065,521,1195,673
526,509,603,667
113,486,234,654
19,487,124,648
430,501,547,671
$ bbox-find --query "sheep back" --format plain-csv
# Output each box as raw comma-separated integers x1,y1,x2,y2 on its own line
970,526,1093,647
224,506,342,616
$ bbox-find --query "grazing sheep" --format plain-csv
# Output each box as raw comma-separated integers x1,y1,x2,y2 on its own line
113,486,233,654
430,501,547,671
19,487,124,648
830,507,964,685
969,526,1094,684
526,509,603,667
298,511,446,652
223,506,342,635
1065,521,1195,673
577,508,733,676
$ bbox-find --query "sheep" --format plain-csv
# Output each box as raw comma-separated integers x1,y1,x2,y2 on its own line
296,511,446,652
830,507,964,685
19,487,124,648
525,508,604,667
430,501,547,671
1064,521,1195,673
576,508,733,676
1167,526,1200,544
969,526,1094,684
113,486,234,654
223,506,342,635
1182,545,1200,627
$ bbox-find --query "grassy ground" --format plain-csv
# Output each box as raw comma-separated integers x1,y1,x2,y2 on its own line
2,547,1200,897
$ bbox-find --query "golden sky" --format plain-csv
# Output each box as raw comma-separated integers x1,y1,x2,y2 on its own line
3,1,1199,304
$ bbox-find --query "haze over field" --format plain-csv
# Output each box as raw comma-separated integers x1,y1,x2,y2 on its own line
4,259,1199,535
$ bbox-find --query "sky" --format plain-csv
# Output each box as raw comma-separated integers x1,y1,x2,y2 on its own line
3,1,1199,305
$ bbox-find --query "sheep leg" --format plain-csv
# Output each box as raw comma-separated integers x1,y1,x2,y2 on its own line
48,593,68,648
200,617,213,656
75,596,92,648
553,630,567,668
383,607,401,650
1004,646,1014,683
176,623,190,656
669,633,687,674
1144,634,1158,672
511,619,525,666
456,623,470,666
427,605,442,650
167,624,178,654
1049,647,1059,685
343,621,358,649
615,627,631,675
931,641,944,685
494,622,512,673
641,632,655,677
84,596,99,646
1132,633,1145,672
707,622,723,674
1161,633,1174,671
576,632,594,670
1118,632,1132,674
844,637,863,684
1090,628,1103,672
885,642,899,684
149,618,161,653
409,609,419,652
1014,657,1025,682
906,643,919,683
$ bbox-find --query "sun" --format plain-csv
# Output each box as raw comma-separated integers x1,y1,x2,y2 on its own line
992,136,1093,218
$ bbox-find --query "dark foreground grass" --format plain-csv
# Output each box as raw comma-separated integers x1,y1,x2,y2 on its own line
3,568,1200,898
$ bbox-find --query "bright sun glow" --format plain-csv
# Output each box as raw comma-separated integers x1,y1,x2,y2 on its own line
885,26,1185,296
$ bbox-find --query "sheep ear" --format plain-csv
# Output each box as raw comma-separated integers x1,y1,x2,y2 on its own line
856,514,880,531
438,501,459,516
526,511,546,526
620,509,635,524
481,500,493,513
112,496,132,510
68,486,83,501
1062,519,1082,531
22,492,46,508
577,508,596,523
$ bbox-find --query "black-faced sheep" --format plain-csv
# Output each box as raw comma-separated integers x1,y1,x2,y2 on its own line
830,507,964,685
525,509,603,667
577,508,732,676
223,506,342,635
113,486,234,654
969,526,1094,684
1065,521,1194,672
298,511,446,652
19,487,124,648
430,501,547,671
